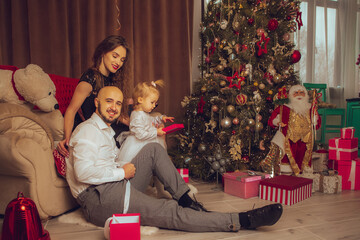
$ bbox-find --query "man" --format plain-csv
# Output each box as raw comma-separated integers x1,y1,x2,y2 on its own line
262,84,321,175
66,86,283,232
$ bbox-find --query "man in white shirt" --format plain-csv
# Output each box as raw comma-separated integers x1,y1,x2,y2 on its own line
66,86,283,232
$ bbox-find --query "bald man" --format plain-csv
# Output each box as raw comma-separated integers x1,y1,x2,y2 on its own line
66,86,283,232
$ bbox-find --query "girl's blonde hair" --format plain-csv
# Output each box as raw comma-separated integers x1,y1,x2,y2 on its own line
133,79,164,105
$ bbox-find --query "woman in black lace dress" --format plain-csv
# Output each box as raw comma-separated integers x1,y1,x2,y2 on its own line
57,35,131,157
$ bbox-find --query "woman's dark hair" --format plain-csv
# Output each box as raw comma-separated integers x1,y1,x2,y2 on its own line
92,35,131,117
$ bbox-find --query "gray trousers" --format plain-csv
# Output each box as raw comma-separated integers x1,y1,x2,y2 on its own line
77,143,240,232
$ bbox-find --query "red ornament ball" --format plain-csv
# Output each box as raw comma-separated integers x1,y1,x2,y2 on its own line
205,57,211,64
212,105,219,112
286,16,292,21
268,19,279,31
248,18,254,25
291,50,301,63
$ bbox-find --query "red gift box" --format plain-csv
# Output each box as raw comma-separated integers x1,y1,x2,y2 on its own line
110,213,140,240
341,127,355,139
259,175,312,205
177,168,189,183
328,158,360,190
223,171,270,199
328,138,358,160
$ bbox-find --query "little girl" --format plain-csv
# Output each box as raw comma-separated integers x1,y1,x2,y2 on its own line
117,79,174,164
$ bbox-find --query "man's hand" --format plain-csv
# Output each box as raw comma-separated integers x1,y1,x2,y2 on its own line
123,163,136,179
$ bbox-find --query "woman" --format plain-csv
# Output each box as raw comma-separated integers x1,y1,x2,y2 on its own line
57,35,131,157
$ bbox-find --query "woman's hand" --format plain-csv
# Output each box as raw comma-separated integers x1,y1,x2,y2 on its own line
57,138,70,157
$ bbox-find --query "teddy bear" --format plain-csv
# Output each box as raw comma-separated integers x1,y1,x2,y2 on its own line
0,64,59,112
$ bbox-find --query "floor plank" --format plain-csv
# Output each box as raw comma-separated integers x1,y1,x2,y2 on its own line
1,180,360,240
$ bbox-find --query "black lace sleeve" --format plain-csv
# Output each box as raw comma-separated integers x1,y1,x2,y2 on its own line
79,68,97,89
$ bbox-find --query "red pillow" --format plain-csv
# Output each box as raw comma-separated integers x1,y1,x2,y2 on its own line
53,149,66,178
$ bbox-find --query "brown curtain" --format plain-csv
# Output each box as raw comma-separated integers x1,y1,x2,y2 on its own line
0,0,193,119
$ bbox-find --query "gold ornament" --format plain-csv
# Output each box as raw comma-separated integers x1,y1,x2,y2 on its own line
220,80,227,87
217,64,224,71
273,74,282,83
253,82,259,87
268,90,273,95
227,105,235,113
201,86,207,93
259,83,265,89
248,118,255,126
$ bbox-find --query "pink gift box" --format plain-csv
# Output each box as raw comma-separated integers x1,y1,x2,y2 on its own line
163,124,184,134
328,138,358,160
328,158,360,190
110,213,140,240
223,171,270,199
177,168,189,183
341,127,355,139
259,175,312,205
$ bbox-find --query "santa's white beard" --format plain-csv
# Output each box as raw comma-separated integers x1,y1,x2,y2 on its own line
288,96,311,117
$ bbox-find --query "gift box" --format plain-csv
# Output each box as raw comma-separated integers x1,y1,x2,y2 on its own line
223,171,270,199
177,168,189,183
110,213,140,240
328,158,360,190
259,175,312,205
312,150,328,173
341,127,355,139
318,173,342,194
328,138,358,161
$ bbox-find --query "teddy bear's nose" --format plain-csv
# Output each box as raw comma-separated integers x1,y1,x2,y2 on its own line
54,104,59,110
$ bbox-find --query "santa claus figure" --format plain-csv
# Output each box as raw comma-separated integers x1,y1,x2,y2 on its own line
261,85,321,176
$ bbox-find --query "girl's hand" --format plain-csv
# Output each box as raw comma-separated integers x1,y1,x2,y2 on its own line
157,127,166,136
162,116,174,123
57,138,70,157
118,115,130,126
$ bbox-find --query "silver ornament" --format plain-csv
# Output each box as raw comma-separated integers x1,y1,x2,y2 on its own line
219,167,225,173
198,143,207,152
221,117,232,128
220,19,228,29
219,159,226,166
212,161,220,170
215,153,222,160
208,156,215,162
184,157,191,164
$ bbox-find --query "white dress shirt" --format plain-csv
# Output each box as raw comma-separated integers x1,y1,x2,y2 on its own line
66,113,125,198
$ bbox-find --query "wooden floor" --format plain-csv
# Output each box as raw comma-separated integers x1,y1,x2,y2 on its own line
1,179,360,240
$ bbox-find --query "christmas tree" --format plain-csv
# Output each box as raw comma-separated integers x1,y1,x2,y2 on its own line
170,0,303,180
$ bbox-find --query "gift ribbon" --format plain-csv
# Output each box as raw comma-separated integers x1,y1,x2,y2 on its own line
329,138,357,159
349,160,356,190
341,127,355,139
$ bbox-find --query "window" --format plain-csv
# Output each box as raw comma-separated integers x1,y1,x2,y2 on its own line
295,0,360,102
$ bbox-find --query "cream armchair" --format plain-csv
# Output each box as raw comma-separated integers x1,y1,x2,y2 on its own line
0,103,77,219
